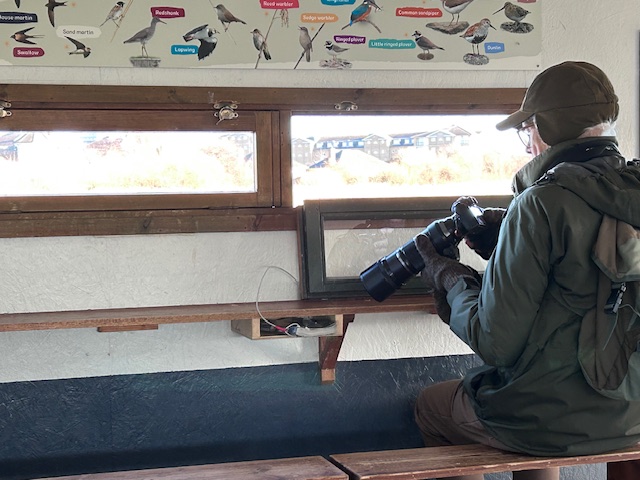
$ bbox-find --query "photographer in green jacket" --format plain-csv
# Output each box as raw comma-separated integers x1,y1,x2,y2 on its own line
414,61,640,480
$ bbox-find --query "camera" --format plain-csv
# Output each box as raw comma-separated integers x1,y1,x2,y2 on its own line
359,198,486,302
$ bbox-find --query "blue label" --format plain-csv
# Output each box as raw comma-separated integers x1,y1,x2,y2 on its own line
0,12,38,23
321,0,356,5
484,42,505,54
369,39,415,49
171,45,197,55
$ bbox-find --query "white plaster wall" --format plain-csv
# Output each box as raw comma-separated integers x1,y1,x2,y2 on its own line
0,0,637,382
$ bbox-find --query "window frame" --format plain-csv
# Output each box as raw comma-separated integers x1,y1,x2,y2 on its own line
300,195,512,299
0,84,525,238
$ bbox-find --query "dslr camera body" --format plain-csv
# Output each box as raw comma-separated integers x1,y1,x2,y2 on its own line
360,198,486,302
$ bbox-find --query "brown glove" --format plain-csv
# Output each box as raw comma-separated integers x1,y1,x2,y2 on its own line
464,207,506,260
416,233,482,323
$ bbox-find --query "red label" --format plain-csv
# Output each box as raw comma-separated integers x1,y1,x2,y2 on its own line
13,47,44,57
396,7,442,18
150,7,185,18
260,0,300,8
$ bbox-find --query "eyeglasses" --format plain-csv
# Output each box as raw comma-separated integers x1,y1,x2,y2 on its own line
516,120,535,148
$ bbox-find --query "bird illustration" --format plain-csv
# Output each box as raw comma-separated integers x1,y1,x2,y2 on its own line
299,26,312,62
100,2,125,27
10,27,43,45
441,0,475,25
493,1,530,25
460,18,496,55
324,41,348,59
251,28,271,60
280,9,289,28
183,24,218,60
46,0,66,27
412,31,444,57
215,4,246,32
66,36,91,57
123,16,166,57
341,0,381,31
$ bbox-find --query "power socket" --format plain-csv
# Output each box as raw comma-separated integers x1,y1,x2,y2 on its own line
288,323,338,337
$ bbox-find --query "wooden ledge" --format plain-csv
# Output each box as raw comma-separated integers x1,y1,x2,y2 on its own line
37,455,348,480
330,443,640,479
0,295,435,332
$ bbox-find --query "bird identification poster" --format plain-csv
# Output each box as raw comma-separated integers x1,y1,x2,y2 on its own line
0,0,541,70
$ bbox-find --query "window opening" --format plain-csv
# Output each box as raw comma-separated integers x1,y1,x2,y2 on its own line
0,130,256,197
291,114,528,207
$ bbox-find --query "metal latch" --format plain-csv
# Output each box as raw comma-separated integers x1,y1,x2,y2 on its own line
0,100,11,118
213,101,238,125
334,101,358,111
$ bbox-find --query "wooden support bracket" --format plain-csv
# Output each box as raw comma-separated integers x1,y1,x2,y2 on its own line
319,314,355,384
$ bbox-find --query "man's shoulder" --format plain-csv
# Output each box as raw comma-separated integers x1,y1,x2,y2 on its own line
508,182,593,223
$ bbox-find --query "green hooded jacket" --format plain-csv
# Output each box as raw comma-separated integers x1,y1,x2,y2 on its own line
447,137,640,456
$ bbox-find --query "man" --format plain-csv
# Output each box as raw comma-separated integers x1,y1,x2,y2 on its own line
414,61,640,480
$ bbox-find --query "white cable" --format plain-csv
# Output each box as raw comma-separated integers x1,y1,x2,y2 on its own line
255,266,299,336
254,266,337,338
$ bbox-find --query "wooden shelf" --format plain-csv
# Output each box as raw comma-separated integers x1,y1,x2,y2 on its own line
0,295,436,332
0,295,436,384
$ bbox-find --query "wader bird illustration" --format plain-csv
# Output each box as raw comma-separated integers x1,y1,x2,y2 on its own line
460,18,496,55
441,0,475,25
493,1,530,25
325,41,348,59
183,24,219,60
412,31,444,57
123,16,166,57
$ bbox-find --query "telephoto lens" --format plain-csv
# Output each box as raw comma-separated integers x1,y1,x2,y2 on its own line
360,199,485,302
359,236,426,302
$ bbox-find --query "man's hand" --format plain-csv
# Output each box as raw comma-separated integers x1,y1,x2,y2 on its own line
415,234,481,323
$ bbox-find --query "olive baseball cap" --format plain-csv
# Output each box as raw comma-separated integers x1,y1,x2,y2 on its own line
496,61,619,145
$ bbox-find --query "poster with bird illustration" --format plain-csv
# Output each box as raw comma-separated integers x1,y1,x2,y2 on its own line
0,0,541,70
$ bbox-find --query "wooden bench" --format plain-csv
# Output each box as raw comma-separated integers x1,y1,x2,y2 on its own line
330,443,640,479
36,456,348,480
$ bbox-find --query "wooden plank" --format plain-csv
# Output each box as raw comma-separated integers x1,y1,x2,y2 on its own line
0,295,435,332
36,456,348,480
330,444,640,480
0,208,298,238
97,324,158,333
0,84,526,111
